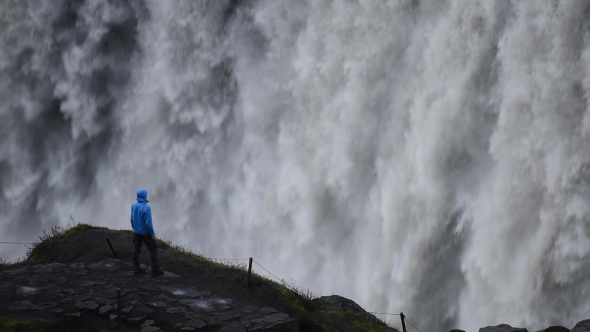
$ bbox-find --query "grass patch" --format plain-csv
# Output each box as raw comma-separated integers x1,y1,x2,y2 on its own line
0,316,58,332
26,217,107,262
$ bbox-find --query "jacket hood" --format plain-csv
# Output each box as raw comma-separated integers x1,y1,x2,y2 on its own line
136,189,149,203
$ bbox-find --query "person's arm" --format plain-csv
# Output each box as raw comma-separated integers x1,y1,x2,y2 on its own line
130,206,134,228
144,206,155,238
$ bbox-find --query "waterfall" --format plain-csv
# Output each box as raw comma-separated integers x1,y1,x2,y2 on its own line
2,1,590,331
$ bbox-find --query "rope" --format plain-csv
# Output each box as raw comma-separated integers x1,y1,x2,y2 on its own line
252,260,285,284
0,241,33,244
204,258,250,261
368,312,400,316
405,317,424,332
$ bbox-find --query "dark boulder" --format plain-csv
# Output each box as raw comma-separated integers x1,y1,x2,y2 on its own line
571,320,590,332
320,295,381,325
480,324,528,332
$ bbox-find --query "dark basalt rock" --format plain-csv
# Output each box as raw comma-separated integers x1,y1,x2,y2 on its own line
571,320,590,332
206,313,240,325
75,300,99,310
99,304,114,315
126,315,147,325
480,324,528,332
184,318,207,328
321,294,381,325
141,327,161,332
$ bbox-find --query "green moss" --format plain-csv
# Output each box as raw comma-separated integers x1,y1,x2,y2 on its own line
545,326,569,332
0,316,55,332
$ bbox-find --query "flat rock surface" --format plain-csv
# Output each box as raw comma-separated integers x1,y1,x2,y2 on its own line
0,229,297,332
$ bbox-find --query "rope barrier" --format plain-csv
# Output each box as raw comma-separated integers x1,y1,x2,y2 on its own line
0,241,33,244
368,312,400,316
405,317,424,332
252,259,285,284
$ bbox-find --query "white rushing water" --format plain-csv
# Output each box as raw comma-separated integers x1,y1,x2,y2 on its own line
2,1,590,331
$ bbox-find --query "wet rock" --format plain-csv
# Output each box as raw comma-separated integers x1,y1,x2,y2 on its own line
33,263,66,273
70,263,86,269
450,329,466,332
0,266,31,276
220,324,246,332
140,284,159,291
180,299,215,312
99,304,114,315
94,296,117,305
60,297,73,304
206,314,240,325
251,313,290,326
38,302,58,309
240,306,258,313
266,318,298,332
571,320,590,332
141,327,161,332
62,288,76,295
480,324,528,332
75,300,99,310
166,306,187,314
53,308,64,314
126,315,147,325
16,286,41,296
89,259,120,270
122,305,134,313
185,319,207,328
159,286,204,297
109,314,118,320
80,281,107,287
259,307,278,315
181,328,195,331
65,312,81,318
139,307,155,314
147,301,169,308
185,312,202,320
163,271,180,278
8,301,41,310
141,320,155,327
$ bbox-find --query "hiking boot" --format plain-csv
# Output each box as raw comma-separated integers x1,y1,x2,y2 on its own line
151,269,164,276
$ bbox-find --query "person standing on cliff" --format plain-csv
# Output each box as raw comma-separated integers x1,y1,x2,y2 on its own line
131,189,164,275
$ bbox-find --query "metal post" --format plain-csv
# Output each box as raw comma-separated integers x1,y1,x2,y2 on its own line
400,312,407,332
247,257,253,289
106,237,117,257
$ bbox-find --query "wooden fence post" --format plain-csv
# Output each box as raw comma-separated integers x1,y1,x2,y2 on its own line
247,257,253,289
400,312,407,332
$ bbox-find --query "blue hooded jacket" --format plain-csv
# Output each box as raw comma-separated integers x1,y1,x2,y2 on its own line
131,189,155,237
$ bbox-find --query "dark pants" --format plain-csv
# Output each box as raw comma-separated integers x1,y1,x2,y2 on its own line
132,234,160,271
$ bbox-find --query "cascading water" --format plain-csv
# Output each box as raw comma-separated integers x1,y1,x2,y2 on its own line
2,1,590,331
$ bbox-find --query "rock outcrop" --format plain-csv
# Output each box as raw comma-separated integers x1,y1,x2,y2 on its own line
480,324,528,332
0,258,298,331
